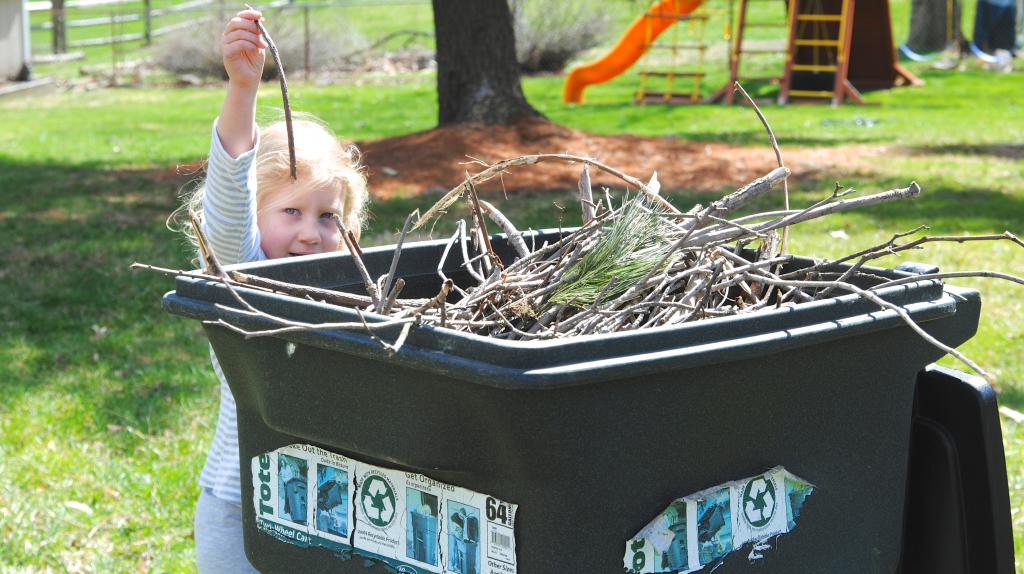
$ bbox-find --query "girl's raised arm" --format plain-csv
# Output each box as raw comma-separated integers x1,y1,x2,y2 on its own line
216,9,267,158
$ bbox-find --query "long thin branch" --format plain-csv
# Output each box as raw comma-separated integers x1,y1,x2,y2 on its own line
206,315,415,339
685,183,922,248
749,274,991,380
381,278,406,315
189,212,222,276
131,262,385,308
248,6,296,180
872,270,1024,290
142,259,417,343
783,230,1023,280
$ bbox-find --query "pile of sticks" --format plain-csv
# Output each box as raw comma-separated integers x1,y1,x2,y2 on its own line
416,165,925,340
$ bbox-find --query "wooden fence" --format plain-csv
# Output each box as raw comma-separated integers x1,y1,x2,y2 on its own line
28,0,230,53
27,0,420,54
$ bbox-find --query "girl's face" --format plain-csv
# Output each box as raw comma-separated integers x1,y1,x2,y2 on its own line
258,182,345,259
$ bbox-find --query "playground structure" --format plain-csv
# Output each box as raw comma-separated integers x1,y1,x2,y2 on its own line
563,0,921,105
780,0,921,105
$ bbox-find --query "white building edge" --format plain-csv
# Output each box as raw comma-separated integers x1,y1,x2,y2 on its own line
1,0,32,81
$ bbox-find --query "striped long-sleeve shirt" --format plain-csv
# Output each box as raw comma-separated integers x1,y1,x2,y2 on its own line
198,119,266,504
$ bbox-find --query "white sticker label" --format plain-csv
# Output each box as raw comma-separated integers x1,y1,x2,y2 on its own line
625,466,814,573
251,444,517,574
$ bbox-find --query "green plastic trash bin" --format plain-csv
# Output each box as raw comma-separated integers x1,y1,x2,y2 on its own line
163,230,982,574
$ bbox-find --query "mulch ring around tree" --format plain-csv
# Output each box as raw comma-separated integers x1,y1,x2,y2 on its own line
356,117,884,199
160,118,884,201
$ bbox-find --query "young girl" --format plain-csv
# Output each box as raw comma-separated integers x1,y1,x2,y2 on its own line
183,9,368,572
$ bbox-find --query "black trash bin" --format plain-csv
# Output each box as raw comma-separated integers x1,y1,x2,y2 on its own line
164,230,984,574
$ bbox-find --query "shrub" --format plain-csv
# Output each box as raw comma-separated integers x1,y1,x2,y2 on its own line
510,0,611,74
153,9,366,80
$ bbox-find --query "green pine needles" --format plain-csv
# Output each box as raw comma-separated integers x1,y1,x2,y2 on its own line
550,196,676,308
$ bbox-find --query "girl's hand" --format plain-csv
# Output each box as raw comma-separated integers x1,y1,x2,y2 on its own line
221,9,268,89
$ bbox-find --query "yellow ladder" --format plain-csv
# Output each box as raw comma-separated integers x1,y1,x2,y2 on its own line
779,0,864,105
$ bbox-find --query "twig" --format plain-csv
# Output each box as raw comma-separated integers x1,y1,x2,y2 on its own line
591,276,619,310
785,230,1022,284
357,308,412,355
382,278,406,315
646,172,661,196
398,279,453,318
734,81,789,253
145,256,417,345
684,167,790,231
458,219,485,283
334,217,380,308
206,314,414,339
578,163,595,224
189,212,223,277
378,210,417,313
478,199,529,259
437,223,463,284
464,172,503,271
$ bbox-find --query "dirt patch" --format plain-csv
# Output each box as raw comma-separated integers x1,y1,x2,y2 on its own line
357,117,882,200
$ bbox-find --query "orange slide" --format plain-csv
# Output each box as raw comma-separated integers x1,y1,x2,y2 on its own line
563,0,706,103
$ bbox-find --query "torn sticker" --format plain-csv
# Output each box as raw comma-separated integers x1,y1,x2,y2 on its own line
624,467,814,573
251,443,518,574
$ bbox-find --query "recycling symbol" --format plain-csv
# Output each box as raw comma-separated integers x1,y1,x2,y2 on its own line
742,475,776,528
361,475,397,528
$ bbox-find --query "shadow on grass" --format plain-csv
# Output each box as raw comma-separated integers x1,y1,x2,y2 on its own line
829,179,1024,235
900,144,1024,160
558,108,893,147
0,158,210,444
999,386,1024,412
675,130,883,147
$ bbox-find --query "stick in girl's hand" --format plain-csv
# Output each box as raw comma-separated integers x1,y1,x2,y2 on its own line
245,4,297,181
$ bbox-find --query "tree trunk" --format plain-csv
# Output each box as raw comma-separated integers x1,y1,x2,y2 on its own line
906,0,963,54
431,0,543,125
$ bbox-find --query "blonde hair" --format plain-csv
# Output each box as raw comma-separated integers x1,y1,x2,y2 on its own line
173,114,368,252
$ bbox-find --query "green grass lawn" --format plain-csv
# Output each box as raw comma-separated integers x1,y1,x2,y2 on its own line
4,27,1024,574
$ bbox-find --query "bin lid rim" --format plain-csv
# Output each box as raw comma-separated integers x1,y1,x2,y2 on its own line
164,286,973,389
170,273,947,350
